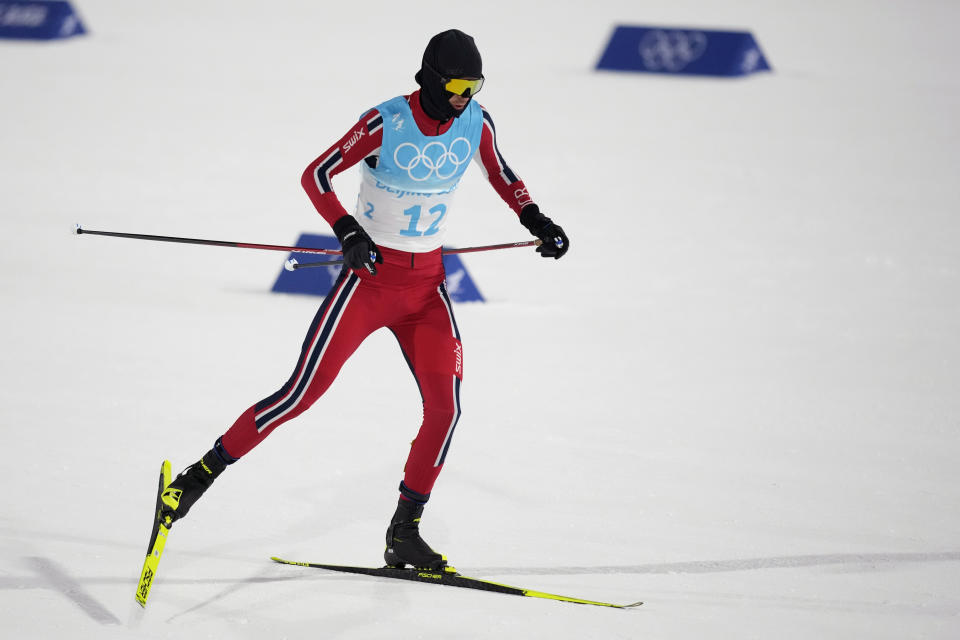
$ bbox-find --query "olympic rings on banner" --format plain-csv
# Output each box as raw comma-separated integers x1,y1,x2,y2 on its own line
638,29,708,72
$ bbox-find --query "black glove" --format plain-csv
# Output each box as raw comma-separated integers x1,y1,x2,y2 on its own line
333,215,383,275
520,204,569,259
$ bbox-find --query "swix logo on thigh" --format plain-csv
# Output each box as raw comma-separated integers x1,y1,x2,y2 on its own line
453,340,463,379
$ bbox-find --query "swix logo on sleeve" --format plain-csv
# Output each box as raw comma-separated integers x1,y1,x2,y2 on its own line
343,127,365,154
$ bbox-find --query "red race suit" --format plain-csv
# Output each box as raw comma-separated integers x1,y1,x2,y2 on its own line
218,90,536,498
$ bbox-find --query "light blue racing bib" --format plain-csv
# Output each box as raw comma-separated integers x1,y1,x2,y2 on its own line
356,96,482,252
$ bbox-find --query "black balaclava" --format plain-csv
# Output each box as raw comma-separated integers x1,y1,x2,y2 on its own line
415,29,483,122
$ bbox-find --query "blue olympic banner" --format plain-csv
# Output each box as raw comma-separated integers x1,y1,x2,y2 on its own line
0,1,85,40
271,233,485,303
596,25,770,77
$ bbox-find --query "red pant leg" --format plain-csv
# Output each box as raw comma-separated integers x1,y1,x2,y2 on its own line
220,270,381,457
390,282,464,497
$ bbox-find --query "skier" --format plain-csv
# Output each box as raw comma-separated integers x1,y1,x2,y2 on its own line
158,29,569,570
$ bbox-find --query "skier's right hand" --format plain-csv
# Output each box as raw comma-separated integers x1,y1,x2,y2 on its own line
333,215,383,275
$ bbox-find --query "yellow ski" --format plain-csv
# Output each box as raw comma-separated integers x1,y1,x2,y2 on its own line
271,557,642,609
135,460,173,607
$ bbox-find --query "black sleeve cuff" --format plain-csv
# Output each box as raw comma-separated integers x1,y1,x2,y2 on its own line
332,215,361,243
519,204,551,235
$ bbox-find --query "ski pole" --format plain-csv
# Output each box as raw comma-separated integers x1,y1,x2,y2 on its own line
286,239,542,271
74,225,342,256
284,258,344,271
444,239,541,255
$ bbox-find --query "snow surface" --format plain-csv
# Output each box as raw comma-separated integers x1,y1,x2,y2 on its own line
2,1,959,638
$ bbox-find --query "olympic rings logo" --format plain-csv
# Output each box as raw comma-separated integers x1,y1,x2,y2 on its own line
639,29,708,72
393,137,472,182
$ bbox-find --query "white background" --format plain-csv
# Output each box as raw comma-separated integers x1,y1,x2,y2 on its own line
1,1,958,638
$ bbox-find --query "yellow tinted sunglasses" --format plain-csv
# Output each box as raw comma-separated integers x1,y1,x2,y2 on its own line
443,76,484,96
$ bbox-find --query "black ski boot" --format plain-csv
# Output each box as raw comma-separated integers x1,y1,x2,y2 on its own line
160,448,227,525
383,499,446,569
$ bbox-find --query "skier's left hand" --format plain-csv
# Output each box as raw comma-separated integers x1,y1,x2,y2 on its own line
520,204,569,259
